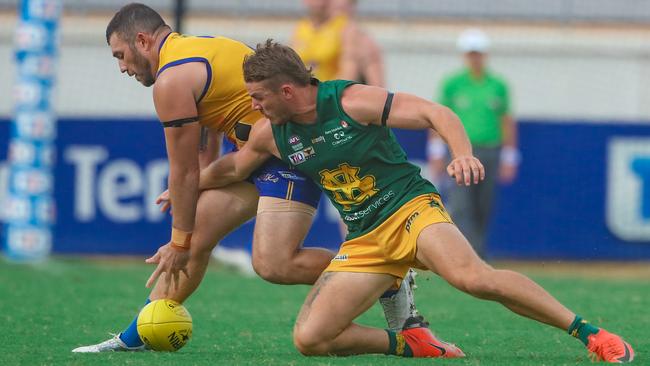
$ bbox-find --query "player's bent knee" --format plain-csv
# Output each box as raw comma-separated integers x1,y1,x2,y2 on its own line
251,258,292,284
251,248,296,284
252,259,281,283
293,327,332,356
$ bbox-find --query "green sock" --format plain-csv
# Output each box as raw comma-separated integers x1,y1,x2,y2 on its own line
567,315,600,345
385,330,413,357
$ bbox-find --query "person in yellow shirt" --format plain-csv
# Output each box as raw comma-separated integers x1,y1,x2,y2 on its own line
331,0,385,87
292,0,385,87
292,0,348,81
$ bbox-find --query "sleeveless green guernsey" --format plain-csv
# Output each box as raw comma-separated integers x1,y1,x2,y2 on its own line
272,80,438,239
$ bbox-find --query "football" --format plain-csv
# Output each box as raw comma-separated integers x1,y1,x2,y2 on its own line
137,299,193,351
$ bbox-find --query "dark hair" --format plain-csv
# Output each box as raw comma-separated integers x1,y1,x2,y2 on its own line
106,3,168,44
243,39,314,89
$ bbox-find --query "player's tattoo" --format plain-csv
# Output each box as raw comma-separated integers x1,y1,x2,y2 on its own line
199,126,208,152
296,272,334,325
305,272,333,307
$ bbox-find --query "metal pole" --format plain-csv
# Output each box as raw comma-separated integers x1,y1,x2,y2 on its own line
174,0,186,33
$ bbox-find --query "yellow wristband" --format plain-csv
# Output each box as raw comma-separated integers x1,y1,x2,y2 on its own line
171,242,190,251
171,228,192,250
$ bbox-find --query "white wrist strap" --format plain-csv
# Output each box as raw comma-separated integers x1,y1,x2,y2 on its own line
500,146,521,165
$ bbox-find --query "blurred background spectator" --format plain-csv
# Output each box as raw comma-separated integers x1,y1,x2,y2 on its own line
330,0,385,86
428,28,518,257
291,0,384,87
291,0,347,81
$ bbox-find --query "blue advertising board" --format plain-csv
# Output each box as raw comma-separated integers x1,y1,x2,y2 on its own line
488,120,650,260
1,118,650,259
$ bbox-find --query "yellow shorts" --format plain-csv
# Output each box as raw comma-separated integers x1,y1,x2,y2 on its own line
324,193,453,280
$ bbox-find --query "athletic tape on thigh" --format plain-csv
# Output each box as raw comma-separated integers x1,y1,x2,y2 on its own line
256,196,316,216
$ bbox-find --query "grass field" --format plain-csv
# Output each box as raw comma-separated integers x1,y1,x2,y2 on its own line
1,258,648,366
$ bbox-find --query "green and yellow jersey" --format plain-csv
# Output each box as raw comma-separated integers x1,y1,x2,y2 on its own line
157,33,262,147
272,80,438,239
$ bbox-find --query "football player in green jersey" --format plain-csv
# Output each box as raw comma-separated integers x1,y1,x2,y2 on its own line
198,40,633,362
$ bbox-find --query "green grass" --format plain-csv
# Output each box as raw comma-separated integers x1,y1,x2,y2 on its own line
0,258,648,365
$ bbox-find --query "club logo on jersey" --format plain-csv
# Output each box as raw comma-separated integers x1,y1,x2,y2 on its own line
319,163,379,211
340,120,349,128
288,146,315,166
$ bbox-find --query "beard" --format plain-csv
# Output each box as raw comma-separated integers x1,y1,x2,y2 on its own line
265,109,291,125
132,48,155,87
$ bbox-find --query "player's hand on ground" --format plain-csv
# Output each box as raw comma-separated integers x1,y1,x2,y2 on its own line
155,190,172,214
145,243,190,291
447,155,485,186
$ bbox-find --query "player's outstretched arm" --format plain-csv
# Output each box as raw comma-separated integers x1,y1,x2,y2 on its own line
199,118,277,190
341,84,484,186
145,64,205,290
153,129,224,215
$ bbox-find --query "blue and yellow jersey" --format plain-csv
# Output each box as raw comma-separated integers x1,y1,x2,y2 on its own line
292,15,347,81
157,33,261,147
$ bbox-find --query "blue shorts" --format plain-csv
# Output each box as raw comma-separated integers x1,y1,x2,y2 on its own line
248,157,321,209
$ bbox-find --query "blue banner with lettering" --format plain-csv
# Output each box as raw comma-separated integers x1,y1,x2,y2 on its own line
1,118,650,259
